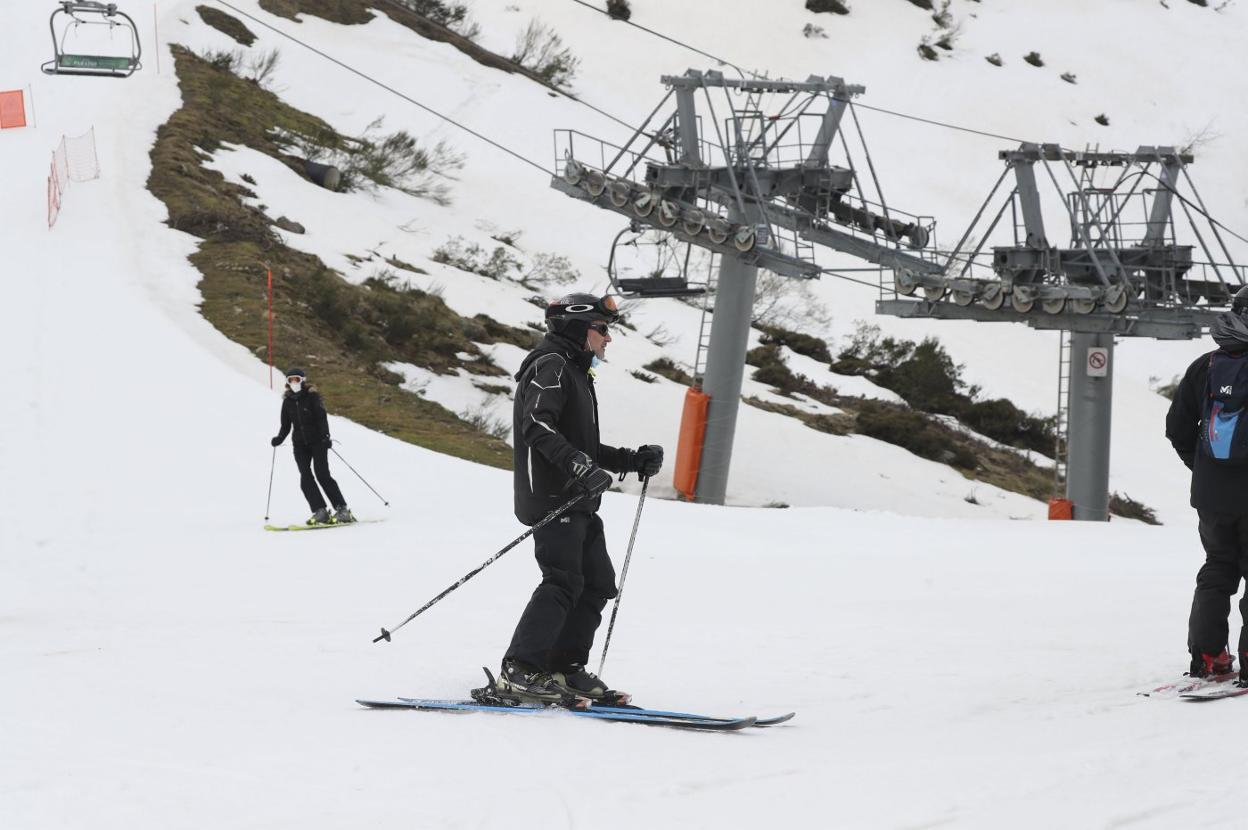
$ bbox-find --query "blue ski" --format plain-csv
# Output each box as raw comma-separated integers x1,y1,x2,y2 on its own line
356,698,756,731
398,697,794,727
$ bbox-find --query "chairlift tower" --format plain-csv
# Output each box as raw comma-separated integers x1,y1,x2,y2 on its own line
877,143,1246,520
553,69,938,504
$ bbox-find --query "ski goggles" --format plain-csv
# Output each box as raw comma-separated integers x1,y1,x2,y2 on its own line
567,295,619,322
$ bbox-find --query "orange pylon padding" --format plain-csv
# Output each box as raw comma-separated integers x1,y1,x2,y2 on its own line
0,90,26,129
1048,498,1074,520
673,387,710,501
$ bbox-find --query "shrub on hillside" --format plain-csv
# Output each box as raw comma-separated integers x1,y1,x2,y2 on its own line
1110,492,1161,525
834,323,1056,456
393,0,480,39
806,0,850,13
644,358,693,386
512,19,580,89
751,270,831,331
523,252,579,287
856,401,978,470
606,0,631,21
757,325,833,363
433,236,522,280
276,116,465,205
747,344,838,405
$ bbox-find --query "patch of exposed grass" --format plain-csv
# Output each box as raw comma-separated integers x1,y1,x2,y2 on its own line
196,6,256,45
644,358,693,386
757,324,832,363
256,0,570,93
386,255,428,275
148,46,513,467
1110,492,1162,525
746,393,1054,502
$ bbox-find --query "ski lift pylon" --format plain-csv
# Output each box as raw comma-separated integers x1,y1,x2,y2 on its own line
42,1,142,79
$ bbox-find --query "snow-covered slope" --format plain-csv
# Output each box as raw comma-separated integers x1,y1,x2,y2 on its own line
5,1,1248,827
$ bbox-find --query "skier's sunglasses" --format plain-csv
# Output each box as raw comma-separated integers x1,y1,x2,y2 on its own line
588,322,611,336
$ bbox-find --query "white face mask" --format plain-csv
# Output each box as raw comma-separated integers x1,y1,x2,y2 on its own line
289,380,302,393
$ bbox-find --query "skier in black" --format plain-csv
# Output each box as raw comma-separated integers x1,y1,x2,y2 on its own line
270,367,355,525
498,293,664,703
1166,286,1248,683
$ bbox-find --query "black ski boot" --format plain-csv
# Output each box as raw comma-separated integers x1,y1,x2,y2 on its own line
494,659,568,704
551,664,630,704
1188,647,1234,678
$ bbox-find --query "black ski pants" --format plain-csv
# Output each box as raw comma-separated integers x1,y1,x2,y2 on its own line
292,443,345,512
505,512,618,671
1188,510,1248,659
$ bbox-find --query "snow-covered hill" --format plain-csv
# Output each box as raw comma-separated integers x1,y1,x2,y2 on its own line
5,1,1248,827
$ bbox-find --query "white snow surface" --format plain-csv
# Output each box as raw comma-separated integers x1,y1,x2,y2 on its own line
5,0,1248,826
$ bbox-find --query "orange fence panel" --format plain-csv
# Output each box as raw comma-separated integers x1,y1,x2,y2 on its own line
673,387,710,501
0,90,26,129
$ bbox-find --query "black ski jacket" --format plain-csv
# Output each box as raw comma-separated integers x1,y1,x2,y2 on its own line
275,388,332,449
512,333,632,525
1165,348,1248,515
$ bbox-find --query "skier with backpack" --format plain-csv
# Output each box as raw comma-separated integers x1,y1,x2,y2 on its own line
270,368,355,526
497,293,664,704
1165,286,1248,684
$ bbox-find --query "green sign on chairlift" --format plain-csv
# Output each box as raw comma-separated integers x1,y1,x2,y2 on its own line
60,54,135,71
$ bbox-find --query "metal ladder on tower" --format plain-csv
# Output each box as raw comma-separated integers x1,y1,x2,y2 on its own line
692,251,722,386
1054,330,1072,494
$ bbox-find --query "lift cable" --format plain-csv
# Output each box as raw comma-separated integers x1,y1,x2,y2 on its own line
566,0,1035,145
211,1,909,295
214,0,550,175
567,0,752,79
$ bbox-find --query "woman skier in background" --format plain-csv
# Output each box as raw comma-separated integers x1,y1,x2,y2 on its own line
270,368,355,526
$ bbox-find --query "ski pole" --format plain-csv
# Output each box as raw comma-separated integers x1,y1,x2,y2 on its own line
597,477,649,677
264,446,277,521
374,491,588,643
330,444,389,506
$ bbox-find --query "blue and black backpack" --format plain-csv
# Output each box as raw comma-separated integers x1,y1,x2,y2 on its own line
1200,349,1248,464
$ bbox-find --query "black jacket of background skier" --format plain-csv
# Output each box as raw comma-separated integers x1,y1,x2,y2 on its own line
1165,349,1248,516
274,387,332,449
512,332,632,525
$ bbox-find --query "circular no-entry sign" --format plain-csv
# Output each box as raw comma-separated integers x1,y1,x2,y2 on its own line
1087,347,1109,377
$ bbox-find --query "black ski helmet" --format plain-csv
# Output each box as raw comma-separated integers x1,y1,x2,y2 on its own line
545,293,620,341
1233,285,1248,316
284,367,307,379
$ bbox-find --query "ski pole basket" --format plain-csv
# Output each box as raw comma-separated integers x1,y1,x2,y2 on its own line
42,1,142,78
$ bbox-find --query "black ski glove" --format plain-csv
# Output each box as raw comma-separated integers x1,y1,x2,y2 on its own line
567,451,613,497
270,435,283,447
322,436,334,449
633,444,664,478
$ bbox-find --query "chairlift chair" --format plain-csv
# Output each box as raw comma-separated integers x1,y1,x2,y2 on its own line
42,1,142,78
606,223,708,299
